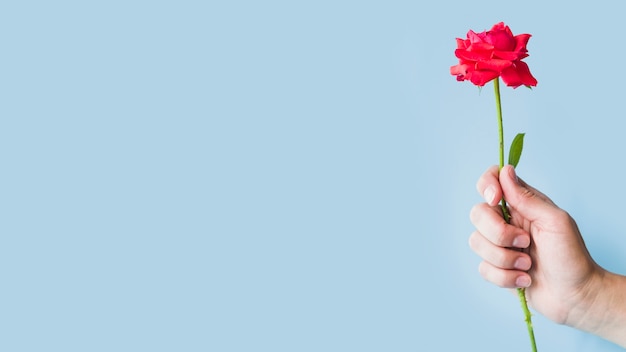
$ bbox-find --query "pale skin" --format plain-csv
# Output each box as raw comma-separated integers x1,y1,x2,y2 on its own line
469,165,626,347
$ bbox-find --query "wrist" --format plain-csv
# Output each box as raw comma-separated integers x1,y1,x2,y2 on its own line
564,266,606,330
566,268,626,347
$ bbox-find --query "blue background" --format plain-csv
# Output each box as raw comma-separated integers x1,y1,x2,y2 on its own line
2,1,625,351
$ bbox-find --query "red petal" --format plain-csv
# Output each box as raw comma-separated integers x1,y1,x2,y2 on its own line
500,67,523,88
468,70,499,86
500,61,537,88
456,38,468,49
467,30,483,44
490,22,508,32
513,34,531,52
476,59,513,71
513,60,537,86
467,42,494,52
455,48,491,61
450,64,468,76
485,29,515,51
493,50,520,61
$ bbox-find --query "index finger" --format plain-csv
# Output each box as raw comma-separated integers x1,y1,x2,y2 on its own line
476,165,503,207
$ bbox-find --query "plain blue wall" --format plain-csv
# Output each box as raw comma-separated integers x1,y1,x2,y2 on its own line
2,1,625,351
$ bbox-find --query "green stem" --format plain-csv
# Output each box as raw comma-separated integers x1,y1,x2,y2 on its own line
493,78,537,352
494,78,505,169
518,288,537,352
493,78,511,222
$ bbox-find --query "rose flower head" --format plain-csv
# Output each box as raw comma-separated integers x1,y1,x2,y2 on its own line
450,22,538,88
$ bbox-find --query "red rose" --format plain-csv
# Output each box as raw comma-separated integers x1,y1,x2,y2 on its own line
450,22,538,88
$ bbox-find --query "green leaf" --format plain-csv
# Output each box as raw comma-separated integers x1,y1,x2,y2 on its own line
508,133,525,168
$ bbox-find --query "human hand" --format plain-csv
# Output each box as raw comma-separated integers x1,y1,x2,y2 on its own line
468,165,603,327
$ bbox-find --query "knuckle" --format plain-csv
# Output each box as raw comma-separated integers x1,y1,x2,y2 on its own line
552,208,573,226
492,221,509,246
469,202,489,224
468,231,480,250
469,204,481,223
492,248,509,268
477,261,489,278
478,261,515,288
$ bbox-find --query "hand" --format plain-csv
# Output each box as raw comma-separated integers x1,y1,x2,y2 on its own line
468,165,610,331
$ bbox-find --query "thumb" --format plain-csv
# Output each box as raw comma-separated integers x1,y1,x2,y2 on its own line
499,165,557,222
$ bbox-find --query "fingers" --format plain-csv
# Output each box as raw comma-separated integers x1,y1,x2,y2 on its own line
471,165,556,289
476,165,503,206
469,197,533,289
469,202,529,249
469,230,532,271
478,261,532,288
499,165,558,222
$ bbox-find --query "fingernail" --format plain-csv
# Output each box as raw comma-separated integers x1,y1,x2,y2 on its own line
514,257,531,270
508,166,518,183
483,186,496,205
516,275,531,288
512,236,530,248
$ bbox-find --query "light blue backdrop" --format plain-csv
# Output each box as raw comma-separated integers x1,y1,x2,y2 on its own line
2,1,625,351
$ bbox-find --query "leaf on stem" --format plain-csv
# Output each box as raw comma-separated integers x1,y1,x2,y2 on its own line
508,133,525,168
